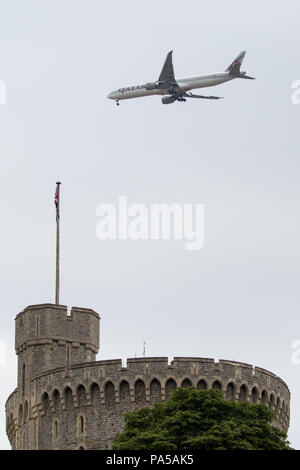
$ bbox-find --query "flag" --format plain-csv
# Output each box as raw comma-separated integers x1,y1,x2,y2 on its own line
54,185,59,222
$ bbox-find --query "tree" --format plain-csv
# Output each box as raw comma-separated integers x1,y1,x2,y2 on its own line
112,387,291,450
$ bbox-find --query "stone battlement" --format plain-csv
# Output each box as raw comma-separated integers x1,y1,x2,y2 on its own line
28,356,290,393
5,304,291,450
15,304,100,352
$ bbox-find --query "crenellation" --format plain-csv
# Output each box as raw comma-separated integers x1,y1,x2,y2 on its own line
6,303,291,450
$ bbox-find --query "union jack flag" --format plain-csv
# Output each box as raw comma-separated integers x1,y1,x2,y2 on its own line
54,185,59,222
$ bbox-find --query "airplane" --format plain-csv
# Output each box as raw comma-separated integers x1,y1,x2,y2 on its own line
107,50,255,105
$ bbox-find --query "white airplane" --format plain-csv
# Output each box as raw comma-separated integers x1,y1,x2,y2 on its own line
107,50,255,105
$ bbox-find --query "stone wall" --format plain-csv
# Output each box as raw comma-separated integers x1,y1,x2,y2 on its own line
14,304,100,398
6,356,290,450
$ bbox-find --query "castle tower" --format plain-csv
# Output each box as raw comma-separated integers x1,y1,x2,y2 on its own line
6,304,290,450
15,304,100,396
5,185,290,450
6,303,100,449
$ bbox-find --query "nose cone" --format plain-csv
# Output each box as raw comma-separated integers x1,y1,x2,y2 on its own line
107,91,117,100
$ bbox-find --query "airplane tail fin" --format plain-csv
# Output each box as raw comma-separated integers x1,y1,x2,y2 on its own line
225,51,246,75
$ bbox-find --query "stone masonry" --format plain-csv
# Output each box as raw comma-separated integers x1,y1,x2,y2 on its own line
6,304,290,450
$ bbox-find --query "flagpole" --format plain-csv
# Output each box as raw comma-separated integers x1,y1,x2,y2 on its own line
55,182,61,305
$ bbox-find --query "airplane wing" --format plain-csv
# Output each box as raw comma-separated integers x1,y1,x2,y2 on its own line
185,92,223,100
162,91,223,104
158,50,177,85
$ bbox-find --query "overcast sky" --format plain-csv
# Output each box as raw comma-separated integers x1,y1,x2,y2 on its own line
1,0,300,450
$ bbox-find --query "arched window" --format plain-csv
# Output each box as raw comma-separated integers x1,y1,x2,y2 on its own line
276,396,281,416
261,390,268,406
41,392,50,416
119,380,130,404
239,384,247,401
64,387,74,410
24,401,28,422
212,380,222,391
135,379,146,404
226,382,235,400
165,378,177,400
78,415,84,435
18,404,23,427
197,379,208,390
39,392,51,450
105,382,115,406
150,379,161,402
52,389,61,413
91,383,100,406
77,385,86,409
53,419,59,440
269,393,275,411
281,400,286,420
250,387,259,403
181,378,192,388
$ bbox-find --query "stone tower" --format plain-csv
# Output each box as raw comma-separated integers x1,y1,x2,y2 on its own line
7,303,99,449
6,302,290,450
16,304,99,393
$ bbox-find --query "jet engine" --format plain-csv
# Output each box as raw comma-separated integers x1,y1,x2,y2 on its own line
161,96,176,105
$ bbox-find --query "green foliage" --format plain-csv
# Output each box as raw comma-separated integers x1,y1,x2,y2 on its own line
112,387,291,450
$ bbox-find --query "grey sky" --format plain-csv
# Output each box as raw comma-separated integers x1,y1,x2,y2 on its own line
1,0,300,449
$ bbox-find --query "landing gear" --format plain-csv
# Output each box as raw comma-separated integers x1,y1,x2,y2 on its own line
162,94,187,105
164,88,187,104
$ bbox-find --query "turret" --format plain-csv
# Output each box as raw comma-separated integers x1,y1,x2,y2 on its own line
15,304,100,396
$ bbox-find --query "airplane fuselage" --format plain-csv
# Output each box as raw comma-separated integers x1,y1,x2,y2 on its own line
108,72,236,102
